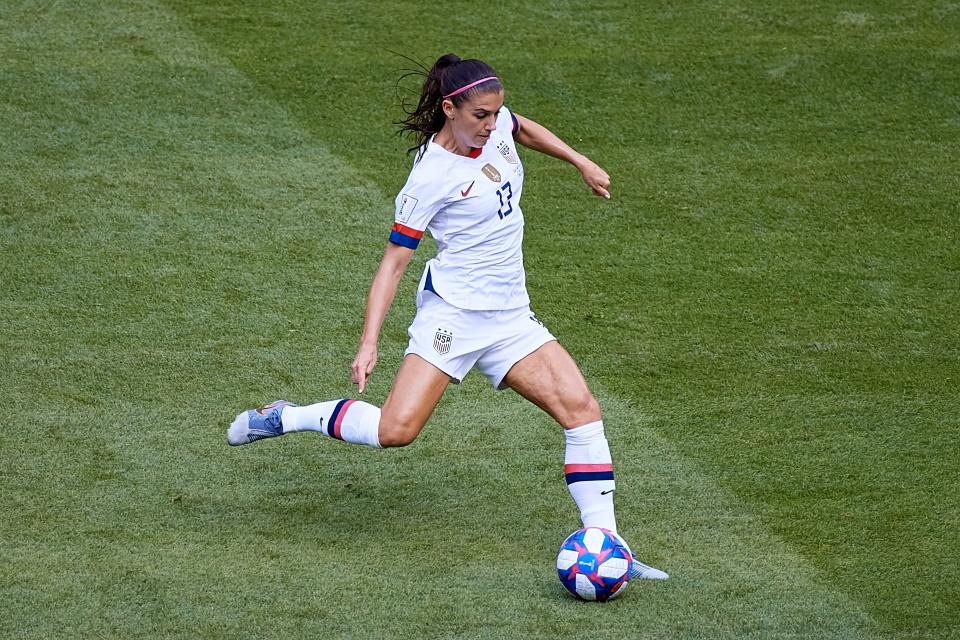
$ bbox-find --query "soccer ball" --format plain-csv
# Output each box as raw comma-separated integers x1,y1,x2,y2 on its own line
556,527,633,601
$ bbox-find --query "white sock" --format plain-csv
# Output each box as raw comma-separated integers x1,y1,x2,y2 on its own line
564,420,617,532
281,400,382,449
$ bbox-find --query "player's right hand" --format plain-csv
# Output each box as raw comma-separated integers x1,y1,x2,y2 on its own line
351,344,378,393
578,158,611,199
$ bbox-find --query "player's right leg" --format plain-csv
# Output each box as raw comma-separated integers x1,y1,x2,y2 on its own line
227,354,449,448
375,353,451,447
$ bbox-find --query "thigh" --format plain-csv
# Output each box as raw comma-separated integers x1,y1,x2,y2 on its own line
379,353,451,446
501,341,601,428
474,307,556,390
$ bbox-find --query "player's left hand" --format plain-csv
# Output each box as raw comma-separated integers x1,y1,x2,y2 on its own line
579,159,611,199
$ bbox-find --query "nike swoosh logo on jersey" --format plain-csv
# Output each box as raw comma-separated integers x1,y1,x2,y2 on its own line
601,489,615,495
461,181,475,197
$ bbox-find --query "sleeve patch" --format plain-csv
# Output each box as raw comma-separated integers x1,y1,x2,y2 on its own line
397,193,419,223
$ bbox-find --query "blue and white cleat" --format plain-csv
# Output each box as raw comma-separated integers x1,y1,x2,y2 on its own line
631,558,669,580
611,531,670,580
227,400,297,446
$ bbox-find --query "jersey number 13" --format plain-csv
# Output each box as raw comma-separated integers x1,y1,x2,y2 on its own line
496,181,514,220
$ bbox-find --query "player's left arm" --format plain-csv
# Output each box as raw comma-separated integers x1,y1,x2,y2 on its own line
513,114,611,199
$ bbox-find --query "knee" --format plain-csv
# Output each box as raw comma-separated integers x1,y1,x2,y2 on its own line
565,391,602,428
377,414,423,448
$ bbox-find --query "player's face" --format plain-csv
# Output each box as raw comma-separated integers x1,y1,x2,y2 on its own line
446,89,504,149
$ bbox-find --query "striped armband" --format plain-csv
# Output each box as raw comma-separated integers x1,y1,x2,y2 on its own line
389,222,424,250
511,112,520,134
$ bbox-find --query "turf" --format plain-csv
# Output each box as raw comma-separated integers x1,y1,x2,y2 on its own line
2,1,958,638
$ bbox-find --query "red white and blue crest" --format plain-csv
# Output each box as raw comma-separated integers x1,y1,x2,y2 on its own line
497,139,519,164
433,328,453,355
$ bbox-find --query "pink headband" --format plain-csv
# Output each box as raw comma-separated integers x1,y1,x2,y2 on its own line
443,76,499,99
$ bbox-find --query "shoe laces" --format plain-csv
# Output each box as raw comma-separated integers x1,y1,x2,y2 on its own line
263,406,284,431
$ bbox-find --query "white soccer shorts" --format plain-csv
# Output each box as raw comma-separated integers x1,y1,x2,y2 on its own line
404,291,556,390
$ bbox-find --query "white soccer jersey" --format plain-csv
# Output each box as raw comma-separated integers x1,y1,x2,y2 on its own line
390,106,527,311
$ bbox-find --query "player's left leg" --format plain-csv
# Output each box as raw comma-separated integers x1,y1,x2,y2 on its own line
499,341,614,527
500,341,669,580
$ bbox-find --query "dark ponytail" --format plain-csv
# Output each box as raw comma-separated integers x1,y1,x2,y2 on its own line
397,53,502,156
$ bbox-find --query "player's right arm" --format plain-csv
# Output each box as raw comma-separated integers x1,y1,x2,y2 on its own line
352,241,416,393
355,152,447,391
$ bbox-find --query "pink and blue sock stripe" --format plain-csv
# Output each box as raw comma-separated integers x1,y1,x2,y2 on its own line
564,462,614,484
327,399,357,440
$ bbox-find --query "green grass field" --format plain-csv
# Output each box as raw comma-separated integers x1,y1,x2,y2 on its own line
2,1,958,638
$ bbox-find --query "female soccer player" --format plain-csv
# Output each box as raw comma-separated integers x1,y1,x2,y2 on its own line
228,54,667,580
